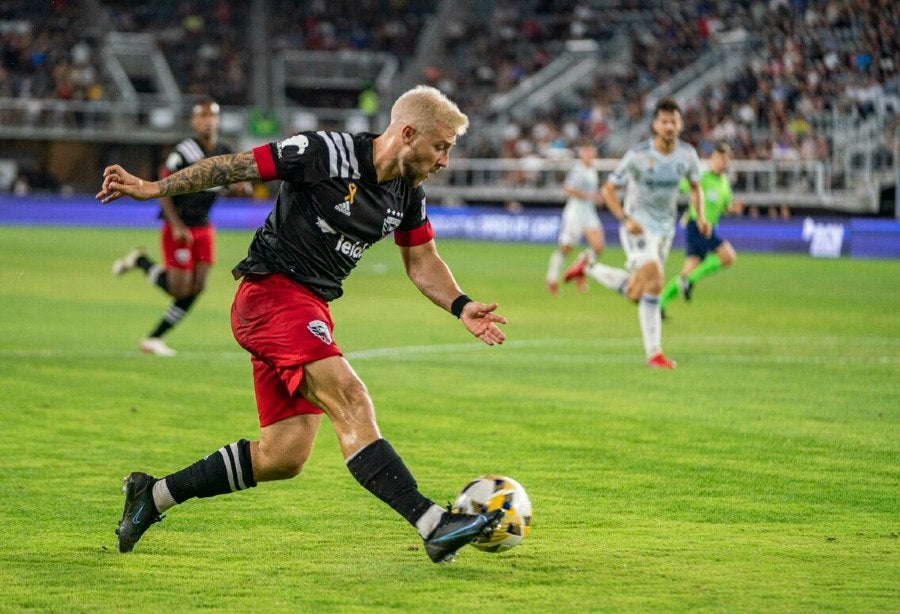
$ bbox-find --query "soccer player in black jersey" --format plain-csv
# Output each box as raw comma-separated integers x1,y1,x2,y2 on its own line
111,97,250,356
98,85,508,563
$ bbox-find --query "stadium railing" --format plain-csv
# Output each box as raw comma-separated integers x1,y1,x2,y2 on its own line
0,98,892,214
424,157,882,214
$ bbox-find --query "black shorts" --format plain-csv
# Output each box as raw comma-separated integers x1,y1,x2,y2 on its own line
685,219,724,259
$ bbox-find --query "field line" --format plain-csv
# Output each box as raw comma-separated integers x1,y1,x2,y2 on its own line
0,335,896,365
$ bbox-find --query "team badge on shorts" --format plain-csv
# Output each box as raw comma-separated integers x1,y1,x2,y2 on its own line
307,320,333,345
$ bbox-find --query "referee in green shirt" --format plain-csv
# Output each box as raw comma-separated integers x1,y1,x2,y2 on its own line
660,141,740,314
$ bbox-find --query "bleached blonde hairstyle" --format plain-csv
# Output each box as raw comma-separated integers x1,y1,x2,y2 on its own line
391,85,469,136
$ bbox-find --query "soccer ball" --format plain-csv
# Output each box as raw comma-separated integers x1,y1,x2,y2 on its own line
453,475,532,552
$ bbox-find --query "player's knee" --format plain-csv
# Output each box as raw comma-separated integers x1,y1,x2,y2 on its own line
624,283,642,303
321,380,375,423
721,248,736,267
274,457,308,479
168,279,193,299
338,378,371,409
636,264,663,294
259,445,313,480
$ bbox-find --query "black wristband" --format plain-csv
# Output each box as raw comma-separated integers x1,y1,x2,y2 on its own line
450,294,473,319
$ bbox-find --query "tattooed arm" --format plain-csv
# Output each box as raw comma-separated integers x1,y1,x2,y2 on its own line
96,151,259,204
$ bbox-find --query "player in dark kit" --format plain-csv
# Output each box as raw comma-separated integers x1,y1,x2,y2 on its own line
97,85,507,563
111,97,250,356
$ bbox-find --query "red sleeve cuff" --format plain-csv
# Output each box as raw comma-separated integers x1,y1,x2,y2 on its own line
252,144,278,182
394,220,435,246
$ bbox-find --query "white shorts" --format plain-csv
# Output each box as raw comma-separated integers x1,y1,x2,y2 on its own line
558,205,602,247
619,226,674,271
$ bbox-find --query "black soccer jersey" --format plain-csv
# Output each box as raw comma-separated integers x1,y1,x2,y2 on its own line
233,131,435,301
161,138,233,226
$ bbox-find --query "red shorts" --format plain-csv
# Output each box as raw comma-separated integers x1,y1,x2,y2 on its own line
230,274,343,427
161,222,216,271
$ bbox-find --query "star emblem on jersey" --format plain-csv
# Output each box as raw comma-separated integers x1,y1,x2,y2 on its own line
307,320,333,345
383,208,402,235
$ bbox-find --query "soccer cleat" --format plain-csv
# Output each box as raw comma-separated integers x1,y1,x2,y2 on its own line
647,352,677,369
562,253,589,285
111,247,146,276
116,472,164,553
140,337,177,356
423,508,504,563
546,280,559,295
679,276,694,302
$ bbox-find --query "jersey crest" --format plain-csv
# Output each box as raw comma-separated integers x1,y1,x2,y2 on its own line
383,208,402,235
307,320,333,345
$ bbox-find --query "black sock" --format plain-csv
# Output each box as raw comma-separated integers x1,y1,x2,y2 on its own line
136,255,169,292
165,439,257,504
136,254,155,273
346,438,434,526
151,269,169,292
148,295,196,338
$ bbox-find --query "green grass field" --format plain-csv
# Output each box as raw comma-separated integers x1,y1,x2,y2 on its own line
0,226,897,612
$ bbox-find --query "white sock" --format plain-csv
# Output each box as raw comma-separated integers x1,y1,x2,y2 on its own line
152,478,177,513
638,293,662,357
586,262,629,294
416,504,445,539
546,249,565,282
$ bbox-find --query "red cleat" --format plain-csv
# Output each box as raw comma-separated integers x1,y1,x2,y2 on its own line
563,253,589,285
647,352,677,369
546,280,559,295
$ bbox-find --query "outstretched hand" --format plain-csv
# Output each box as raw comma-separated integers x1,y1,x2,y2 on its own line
96,165,159,204
696,218,713,238
460,302,507,346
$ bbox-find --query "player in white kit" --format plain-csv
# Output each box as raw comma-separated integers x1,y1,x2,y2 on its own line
564,98,710,368
545,143,605,294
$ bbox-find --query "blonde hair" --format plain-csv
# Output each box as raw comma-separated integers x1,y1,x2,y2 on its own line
391,85,469,136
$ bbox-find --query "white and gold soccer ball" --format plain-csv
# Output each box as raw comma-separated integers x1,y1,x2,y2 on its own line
453,475,532,552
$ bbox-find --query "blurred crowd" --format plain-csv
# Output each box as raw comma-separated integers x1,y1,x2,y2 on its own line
0,0,434,106
0,0,896,164
426,0,898,162
0,0,104,101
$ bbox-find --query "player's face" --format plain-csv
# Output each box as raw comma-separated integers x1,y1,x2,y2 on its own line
651,110,683,146
710,150,730,174
191,104,220,140
401,123,457,187
579,145,596,164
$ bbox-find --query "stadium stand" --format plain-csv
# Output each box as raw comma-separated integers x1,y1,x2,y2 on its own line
0,0,896,214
